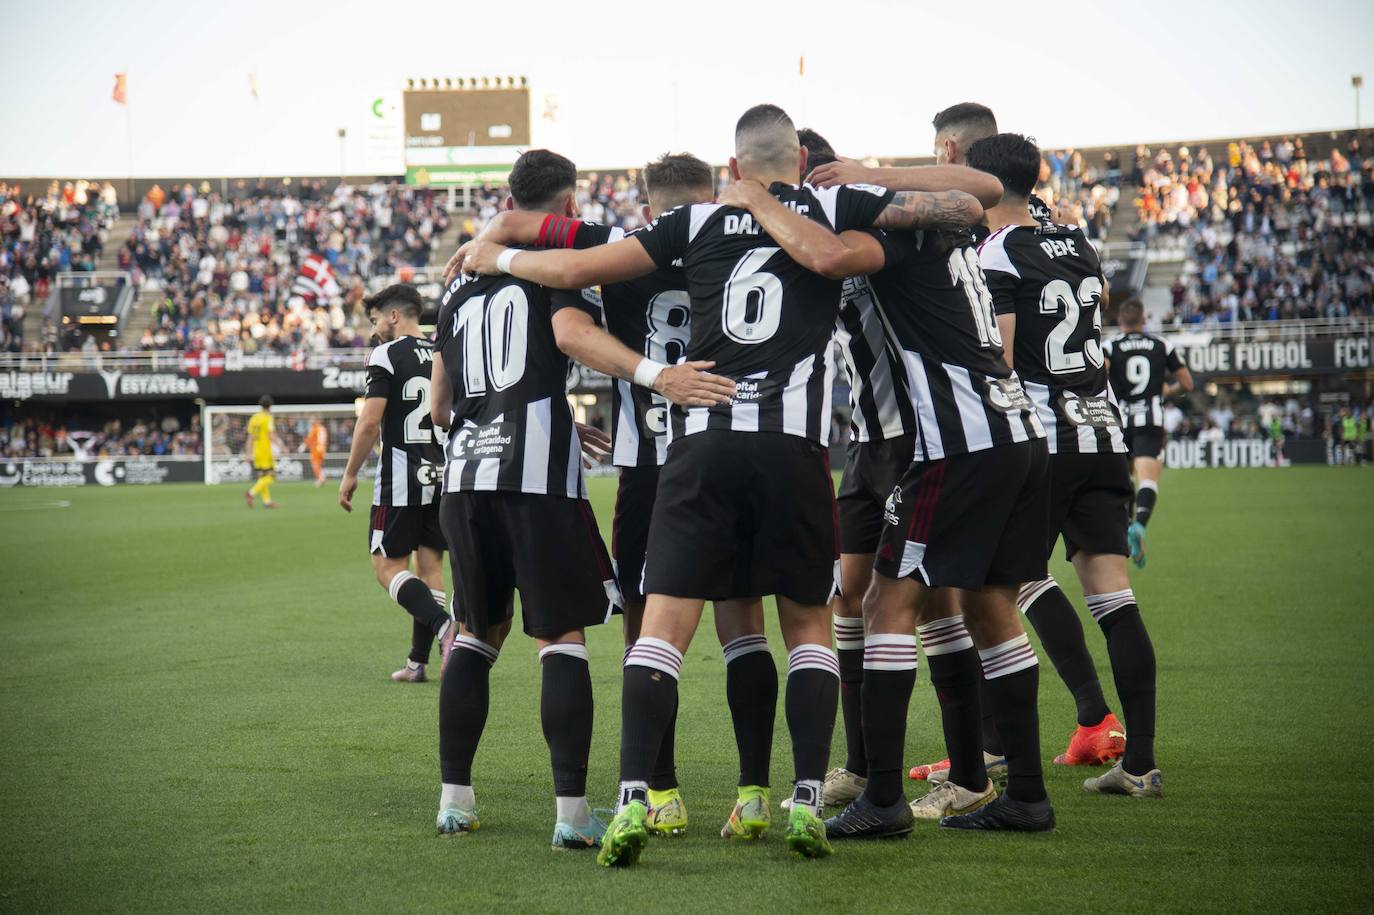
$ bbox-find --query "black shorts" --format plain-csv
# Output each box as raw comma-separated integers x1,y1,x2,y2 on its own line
369,501,445,558
1046,452,1134,561
612,464,660,605
253,463,275,477
1123,426,1165,461
440,490,619,640
836,434,916,554
874,439,1049,590
644,431,838,606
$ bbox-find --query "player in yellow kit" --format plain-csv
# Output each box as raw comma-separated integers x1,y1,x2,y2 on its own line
244,395,279,509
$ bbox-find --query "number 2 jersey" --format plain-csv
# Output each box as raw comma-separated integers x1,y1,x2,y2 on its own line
865,228,1044,461
978,222,1126,455
633,182,894,446
1102,331,1184,429
365,335,445,506
434,267,600,497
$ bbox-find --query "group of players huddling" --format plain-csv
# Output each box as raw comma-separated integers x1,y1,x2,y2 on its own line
337,101,1190,865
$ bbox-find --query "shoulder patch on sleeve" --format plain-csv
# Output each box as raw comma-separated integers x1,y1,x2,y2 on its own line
976,225,1021,278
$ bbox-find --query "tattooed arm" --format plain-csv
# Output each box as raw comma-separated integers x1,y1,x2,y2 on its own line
871,190,983,231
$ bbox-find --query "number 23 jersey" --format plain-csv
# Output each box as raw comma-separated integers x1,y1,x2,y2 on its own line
978,223,1126,455
434,268,600,497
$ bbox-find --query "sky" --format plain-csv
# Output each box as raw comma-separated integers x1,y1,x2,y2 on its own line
1,0,1371,178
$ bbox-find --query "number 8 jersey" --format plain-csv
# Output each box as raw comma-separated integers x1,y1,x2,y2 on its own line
434,266,601,497
366,335,445,506
979,222,1127,456
634,182,893,446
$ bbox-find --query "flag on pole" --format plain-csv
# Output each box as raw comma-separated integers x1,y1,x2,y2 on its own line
799,55,805,77
249,72,259,100
112,73,128,105
291,253,340,302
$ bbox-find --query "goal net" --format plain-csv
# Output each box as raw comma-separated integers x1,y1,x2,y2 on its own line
202,402,365,485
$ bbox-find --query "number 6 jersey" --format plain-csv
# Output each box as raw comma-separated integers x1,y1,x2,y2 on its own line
978,222,1127,456
366,335,446,506
434,265,601,497
633,182,893,446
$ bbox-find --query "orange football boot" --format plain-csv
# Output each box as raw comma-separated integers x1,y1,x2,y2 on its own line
908,756,952,781
1053,712,1126,765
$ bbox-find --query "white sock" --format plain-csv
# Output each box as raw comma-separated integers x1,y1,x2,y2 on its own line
792,779,823,817
405,660,422,671
556,795,591,826
618,780,649,810
440,783,475,811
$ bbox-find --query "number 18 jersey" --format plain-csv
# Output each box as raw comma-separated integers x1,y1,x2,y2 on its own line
365,335,445,506
434,267,600,497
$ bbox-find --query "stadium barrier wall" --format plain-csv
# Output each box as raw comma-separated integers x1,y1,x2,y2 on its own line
0,457,203,487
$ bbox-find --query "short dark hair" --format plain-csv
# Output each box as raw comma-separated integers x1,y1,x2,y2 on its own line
259,395,273,410
966,133,1041,198
932,102,998,141
735,104,798,172
363,283,423,319
643,152,714,200
796,128,835,162
508,149,577,210
1118,297,1146,327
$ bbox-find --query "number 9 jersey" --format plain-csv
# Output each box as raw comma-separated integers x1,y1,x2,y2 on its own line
978,222,1127,456
434,265,601,498
366,335,445,506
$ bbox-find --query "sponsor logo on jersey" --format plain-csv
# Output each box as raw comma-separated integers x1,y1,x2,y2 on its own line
450,422,515,460
985,378,1034,414
729,377,781,405
1058,393,1121,428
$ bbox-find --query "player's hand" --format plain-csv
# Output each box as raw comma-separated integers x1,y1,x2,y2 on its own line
574,422,611,468
806,158,875,188
653,361,737,407
460,240,508,276
716,179,768,211
444,239,478,283
338,472,358,512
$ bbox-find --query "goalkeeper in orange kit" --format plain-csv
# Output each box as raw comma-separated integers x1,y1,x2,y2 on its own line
303,419,328,487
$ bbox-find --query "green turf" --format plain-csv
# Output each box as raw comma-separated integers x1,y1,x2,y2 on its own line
1,468,1372,913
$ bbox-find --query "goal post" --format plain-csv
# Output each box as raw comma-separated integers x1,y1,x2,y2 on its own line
202,402,367,485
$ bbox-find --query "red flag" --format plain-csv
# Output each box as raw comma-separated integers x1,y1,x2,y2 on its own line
182,351,225,377
290,253,339,302
112,73,128,105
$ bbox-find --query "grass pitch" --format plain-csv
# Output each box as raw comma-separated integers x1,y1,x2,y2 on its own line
1,467,1372,913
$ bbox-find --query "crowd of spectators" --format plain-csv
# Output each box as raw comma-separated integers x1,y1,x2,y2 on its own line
1134,131,1374,324
119,180,449,353
0,180,119,352
1035,148,1122,241
0,412,202,459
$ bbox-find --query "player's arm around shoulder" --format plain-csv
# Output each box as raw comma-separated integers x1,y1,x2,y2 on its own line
809,159,1003,209
871,189,983,231
461,237,656,290
716,180,884,280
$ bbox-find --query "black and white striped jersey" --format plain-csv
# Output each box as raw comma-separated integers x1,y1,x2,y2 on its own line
564,221,687,467
633,182,894,446
866,228,1044,461
434,266,600,497
835,276,917,442
1103,331,1184,429
979,223,1126,455
365,335,445,506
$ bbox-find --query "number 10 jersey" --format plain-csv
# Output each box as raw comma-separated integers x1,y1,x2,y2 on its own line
434,268,600,497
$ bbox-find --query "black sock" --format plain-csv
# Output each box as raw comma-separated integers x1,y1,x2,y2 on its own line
1021,580,1112,726
978,677,1004,757
409,619,435,665
620,639,683,786
927,648,986,791
438,640,497,784
1135,485,1158,527
785,645,841,788
979,637,1045,803
725,644,777,787
834,616,867,776
392,574,449,635
1091,596,1157,774
648,695,679,792
539,647,594,797
858,636,918,807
